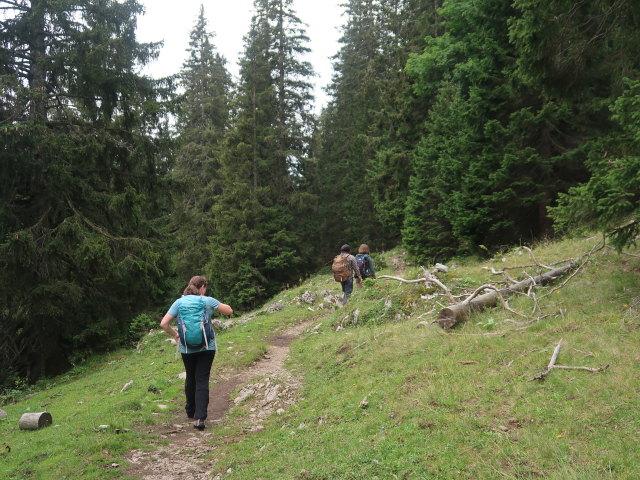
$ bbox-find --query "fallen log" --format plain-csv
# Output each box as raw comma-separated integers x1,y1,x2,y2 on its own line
436,261,579,328
19,412,52,430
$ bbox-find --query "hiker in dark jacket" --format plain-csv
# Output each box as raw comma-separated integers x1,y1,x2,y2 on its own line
160,276,233,431
335,244,362,305
356,244,376,280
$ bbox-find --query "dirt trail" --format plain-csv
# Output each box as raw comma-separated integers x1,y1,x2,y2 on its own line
126,320,314,480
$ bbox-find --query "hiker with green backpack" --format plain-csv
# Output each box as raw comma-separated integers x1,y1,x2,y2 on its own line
332,244,363,306
160,275,233,430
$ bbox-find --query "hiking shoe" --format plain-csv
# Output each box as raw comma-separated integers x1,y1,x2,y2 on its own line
194,419,205,430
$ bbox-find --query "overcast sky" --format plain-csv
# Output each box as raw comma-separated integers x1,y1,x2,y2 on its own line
136,0,345,112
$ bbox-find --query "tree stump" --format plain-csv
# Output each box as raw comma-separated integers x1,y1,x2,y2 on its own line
19,412,52,430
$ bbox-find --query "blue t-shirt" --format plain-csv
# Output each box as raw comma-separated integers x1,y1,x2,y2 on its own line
167,295,221,353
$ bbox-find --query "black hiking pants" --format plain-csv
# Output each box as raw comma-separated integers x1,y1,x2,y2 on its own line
181,349,216,420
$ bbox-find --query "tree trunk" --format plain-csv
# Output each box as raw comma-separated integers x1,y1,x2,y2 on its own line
28,0,48,123
19,412,52,430
436,261,578,328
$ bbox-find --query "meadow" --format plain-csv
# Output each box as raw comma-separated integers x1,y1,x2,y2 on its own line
1,234,639,479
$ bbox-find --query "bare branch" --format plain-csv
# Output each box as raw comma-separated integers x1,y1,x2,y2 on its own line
377,275,425,284
421,267,455,303
553,364,609,373
522,246,553,270
529,339,563,381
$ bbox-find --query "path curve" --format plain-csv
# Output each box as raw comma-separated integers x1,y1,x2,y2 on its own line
126,320,315,480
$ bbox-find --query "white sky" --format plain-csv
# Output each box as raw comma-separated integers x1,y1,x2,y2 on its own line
136,0,345,112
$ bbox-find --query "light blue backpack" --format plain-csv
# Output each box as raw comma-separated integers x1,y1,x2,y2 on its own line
176,295,214,352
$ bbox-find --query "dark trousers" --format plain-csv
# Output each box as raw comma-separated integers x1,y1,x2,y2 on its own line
340,277,354,305
181,349,215,420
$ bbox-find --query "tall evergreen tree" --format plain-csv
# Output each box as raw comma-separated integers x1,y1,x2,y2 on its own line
0,0,171,385
533,1,640,248
313,0,437,257
314,0,386,254
402,0,601,261
206,0,315,308
171,5,231,280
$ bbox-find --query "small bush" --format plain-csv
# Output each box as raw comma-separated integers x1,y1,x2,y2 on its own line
128,313,156,340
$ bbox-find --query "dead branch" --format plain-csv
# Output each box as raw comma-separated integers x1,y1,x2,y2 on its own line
377,275,425,284
438,241,606,328
421,267,456,303
463,284,496,304
522,246,553,270
482,267,505,275
538,258,589,299
529,339,563,381
553,364,609,373
530,339,609,381
378,269,456,303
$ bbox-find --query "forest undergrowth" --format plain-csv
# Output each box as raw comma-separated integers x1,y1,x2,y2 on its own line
1,234,639,479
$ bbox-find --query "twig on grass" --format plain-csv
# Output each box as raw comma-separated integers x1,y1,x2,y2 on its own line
529,339,609,381
537,239,606,299
553,364,609,373
529,339,563,381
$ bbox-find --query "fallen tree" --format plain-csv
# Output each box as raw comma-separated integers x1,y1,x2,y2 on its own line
379,242,604,329
436,261,579,328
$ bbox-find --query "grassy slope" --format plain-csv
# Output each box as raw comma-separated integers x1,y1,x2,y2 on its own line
1,235,639,479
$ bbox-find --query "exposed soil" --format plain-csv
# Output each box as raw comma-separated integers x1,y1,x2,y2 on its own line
125,320,314,480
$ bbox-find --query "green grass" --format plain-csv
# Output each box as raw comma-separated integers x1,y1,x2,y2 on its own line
2,234,640,479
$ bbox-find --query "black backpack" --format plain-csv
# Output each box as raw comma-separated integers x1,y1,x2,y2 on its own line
355,253,368,278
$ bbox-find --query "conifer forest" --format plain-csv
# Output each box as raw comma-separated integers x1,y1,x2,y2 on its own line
1,0,639,388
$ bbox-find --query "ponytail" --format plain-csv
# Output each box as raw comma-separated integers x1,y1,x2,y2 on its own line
183,275,208,295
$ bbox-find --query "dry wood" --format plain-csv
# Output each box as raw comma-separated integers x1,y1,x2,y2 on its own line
530,339,609,381
377,275,425,284
436,262,578,328
553,364,609,372
19,412,52,430
529,339,563,381
522,246,553,270
547,339,563,370
421,267,456,303
378,269,456,302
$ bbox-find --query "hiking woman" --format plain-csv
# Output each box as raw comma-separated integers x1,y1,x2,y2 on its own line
356,244,376,280
160,275,233,430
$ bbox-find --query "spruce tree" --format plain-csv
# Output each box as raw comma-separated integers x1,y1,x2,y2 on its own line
206,0,315,308
0,0,171,384
402,0,600,260
171,5,231,280
313,0,437,256
314,0,389,255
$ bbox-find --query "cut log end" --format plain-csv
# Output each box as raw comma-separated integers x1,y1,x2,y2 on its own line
19,412,52,430
436,307,465,329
